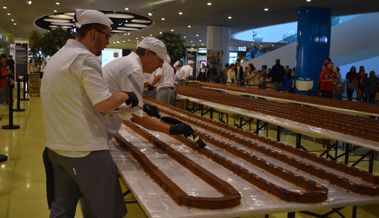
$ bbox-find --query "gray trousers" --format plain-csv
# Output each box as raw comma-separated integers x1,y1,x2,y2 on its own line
156,87,176,105
47,149,126,218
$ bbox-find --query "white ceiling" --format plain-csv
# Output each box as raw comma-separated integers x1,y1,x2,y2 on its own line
1,0,379,48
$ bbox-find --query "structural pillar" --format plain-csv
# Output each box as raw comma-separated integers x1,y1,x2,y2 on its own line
295,7,331,95
207,26,230,66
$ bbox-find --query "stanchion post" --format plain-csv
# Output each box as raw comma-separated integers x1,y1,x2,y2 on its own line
13,76,25,112
21,74,29,101
2,78,20,129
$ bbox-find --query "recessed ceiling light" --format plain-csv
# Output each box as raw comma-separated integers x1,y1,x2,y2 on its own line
27,1,32,5
199,39,202,42
122,40,125,43
11,18,14,21
161,17,166,21
192,44,195,47
127,32,130,35
128,39,131,42
228,16,232,19
149,34,152,36
306,0,311,2
190,41,193,43
183,36,187,39
170,29,174,32
207,2,212,6
124,7,129,11
195,34,199,37
53,9,57,13
7,13,11,16
178,11,183,15
148,12,152,16
201,43,204,46
187,25,191,28
55,2,60,5
264,8,269,11
2,6,7,9
159,32,162,34
13,23,16,25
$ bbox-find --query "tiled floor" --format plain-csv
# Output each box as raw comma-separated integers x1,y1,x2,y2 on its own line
0,96,378,218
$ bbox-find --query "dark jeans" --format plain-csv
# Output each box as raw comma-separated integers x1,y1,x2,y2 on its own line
346,89,354,101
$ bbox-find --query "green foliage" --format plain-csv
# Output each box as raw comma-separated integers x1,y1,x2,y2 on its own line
157,32,185,63
29,28,73,68
41,28,73,56
29,31,44,67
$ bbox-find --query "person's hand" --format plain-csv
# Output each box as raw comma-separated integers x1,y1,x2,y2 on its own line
143,104,160,118
147,84,154,91
123,92,139,107
169,123,194,137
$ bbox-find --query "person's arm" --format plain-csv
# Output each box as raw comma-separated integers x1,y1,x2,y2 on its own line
151,74,162,86
94,92,130,113
129,115,170,134
75,55,135,113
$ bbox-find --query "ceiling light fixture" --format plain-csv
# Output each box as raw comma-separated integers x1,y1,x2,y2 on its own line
7,13,11,16
306,0,311,2
148,12,152,16
11,19,14,21
195,34,199,37
27,1,32,5
124,7,129,11
13,23,16,25
264,8,269,11
161,17,165,21
159,32,162,34
183,36,187,39
55,2,60,5
2,6,7,9
228,16,232,19
187,25,191,28
178,11,183,15
170,29,174,32
207,2,212,6
53,10,57,13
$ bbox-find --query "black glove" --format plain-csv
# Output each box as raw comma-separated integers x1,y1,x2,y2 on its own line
147,84,154,91
160,116,182,125
143,104,160,118
124,92,139,107
169,123,194,137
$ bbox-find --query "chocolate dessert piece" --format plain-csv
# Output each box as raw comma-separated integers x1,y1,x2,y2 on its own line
146,99,379,197
114,121,241,209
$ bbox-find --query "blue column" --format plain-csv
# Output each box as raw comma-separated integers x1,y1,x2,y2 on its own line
295,7,331,94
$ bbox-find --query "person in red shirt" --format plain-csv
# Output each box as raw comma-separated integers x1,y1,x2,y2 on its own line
0,54,11,105
319,62,337,98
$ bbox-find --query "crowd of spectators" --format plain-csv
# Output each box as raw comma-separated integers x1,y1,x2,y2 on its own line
189,56,378,103
319,57,379,103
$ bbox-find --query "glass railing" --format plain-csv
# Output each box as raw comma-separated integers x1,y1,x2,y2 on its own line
252,15,361,58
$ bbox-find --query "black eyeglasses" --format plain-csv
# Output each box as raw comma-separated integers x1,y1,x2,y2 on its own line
94,28,112,40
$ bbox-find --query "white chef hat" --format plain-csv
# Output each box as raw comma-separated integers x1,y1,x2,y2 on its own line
75,9,113,28
188,60,194,65
173,61,181,67
138,37,169,63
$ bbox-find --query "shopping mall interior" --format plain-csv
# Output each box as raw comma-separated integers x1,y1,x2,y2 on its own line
1,0,379,218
